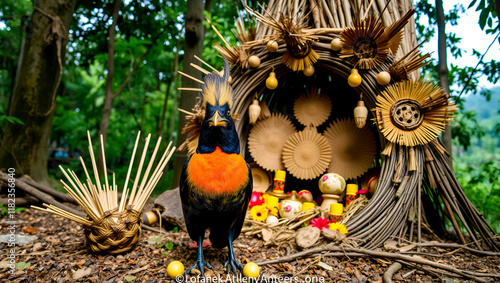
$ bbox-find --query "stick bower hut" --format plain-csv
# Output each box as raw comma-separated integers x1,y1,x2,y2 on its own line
180,0,499,251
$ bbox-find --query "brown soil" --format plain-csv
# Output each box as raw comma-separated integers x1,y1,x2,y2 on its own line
1,208,499,282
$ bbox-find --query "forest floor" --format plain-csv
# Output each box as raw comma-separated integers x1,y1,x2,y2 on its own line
1,207,499,283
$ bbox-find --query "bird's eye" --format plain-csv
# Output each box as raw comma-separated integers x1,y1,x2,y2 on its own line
226,110,231,117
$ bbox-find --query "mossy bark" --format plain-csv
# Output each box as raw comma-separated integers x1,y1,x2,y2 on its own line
0,0,77,185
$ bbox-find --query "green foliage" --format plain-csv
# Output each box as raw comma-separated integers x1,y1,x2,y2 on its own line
415,0,500,230
453,87,500,230
0,203,26,215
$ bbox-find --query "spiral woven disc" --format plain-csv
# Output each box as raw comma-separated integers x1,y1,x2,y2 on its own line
282,127,332,180
294,87,332,127
248,113,296,171
324,118,377,179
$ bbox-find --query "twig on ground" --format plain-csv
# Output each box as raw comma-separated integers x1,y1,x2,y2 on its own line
257,243,499,282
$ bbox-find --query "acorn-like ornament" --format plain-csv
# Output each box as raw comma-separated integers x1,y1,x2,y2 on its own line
303,65,315,77
376,71,391,85
219,69,233,84
348,69,362,87
248,55,261,68
248,99,261,124
267,40,279,52
266,70,278,89
331,38,342,51
353,98,368,128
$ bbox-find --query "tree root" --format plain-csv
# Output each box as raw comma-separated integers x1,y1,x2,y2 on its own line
383,262,402,283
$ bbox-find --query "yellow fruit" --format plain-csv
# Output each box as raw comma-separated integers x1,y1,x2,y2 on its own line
166,261,184,279
303,65,315,77
348,69,362,87
267,40,279,52
266,71,278,89
376,71,391,85
243,262,260,278
331,38,342,51
248,56,261,68
228,76,233,84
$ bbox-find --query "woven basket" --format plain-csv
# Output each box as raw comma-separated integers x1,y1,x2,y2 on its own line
83,207,142,254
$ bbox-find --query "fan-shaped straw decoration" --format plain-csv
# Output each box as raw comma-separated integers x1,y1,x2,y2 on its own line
282,126,331,180
33,132,176,254
250,163,271,192
324,118,377,179
375,80,456,147
294,86,332,127
248,113,296,171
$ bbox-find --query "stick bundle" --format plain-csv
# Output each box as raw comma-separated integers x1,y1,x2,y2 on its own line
33,131,176,254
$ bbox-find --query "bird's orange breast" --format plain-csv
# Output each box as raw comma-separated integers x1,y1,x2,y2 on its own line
187,147,248,195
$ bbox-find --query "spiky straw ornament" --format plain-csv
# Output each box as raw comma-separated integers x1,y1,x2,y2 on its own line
34,132,175,254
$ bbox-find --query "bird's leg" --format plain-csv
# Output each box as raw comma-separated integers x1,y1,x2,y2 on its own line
186,236,213,277
224,231,244,274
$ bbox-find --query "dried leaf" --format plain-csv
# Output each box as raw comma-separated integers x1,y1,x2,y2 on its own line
73,267,92,280
147,236,162,245
262,228,274,242
125,275,137,282
398,243,417,253
316,261,333,271
23,226,39,234
383,240,398,250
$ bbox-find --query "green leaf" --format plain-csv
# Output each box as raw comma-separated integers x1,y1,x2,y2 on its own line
161,250,167,255
172,226,179,233
147,236,162,244
165,242,174,251
479,8,489,30
15,262,31,270
125,275,136,282
15,207,26,213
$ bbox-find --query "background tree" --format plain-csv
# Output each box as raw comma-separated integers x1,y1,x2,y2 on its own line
171,0,209,188
0,0,77,185
436,0,452,163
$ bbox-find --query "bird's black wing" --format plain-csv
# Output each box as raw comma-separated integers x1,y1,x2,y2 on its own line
180,156,207,242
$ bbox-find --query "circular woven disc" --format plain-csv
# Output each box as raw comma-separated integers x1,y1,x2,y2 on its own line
294,87,332,127
248,113,296,171
282,127,332,180
324,118,377,179
250,164,271,192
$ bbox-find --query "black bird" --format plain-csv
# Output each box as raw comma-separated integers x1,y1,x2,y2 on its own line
179,60,252,276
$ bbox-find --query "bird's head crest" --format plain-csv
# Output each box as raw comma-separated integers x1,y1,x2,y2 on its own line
201,60,233,109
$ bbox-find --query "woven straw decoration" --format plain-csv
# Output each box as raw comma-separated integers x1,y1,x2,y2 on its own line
324,118,377,179
84,208,141,254
294,86,332,127
282,126,332,180
248,113,296,171
375,80,456,147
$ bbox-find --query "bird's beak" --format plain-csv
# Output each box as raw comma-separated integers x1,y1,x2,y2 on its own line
208,111,229,127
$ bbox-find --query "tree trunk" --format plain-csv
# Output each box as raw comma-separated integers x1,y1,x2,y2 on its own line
171,0,206,189
169,39,181,143
98,0,121,175
436,0,452,164
0,0,77,185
